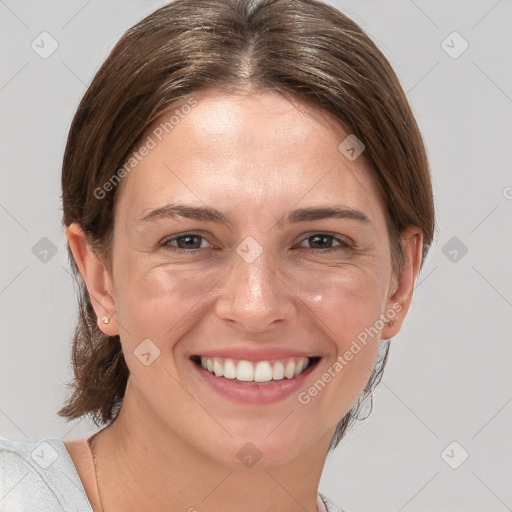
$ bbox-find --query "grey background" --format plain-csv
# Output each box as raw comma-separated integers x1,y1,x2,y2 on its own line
1,1,511,511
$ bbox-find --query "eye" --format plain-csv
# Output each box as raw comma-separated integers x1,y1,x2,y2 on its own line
297,233,351,252
162,233,211,251
161,232,350,253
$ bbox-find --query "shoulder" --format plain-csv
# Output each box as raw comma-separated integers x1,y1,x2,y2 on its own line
319,492,351,512
0,436,93,511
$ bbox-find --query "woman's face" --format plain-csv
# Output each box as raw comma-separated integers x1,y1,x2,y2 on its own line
100,91,409,464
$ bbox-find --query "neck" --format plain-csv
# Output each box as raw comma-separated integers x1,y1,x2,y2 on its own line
92,378,331,512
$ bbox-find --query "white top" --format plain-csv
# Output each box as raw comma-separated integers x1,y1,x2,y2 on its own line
0,437,347,511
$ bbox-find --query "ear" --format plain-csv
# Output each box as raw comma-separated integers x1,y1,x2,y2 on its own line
381,227,423,339
66,223,119,336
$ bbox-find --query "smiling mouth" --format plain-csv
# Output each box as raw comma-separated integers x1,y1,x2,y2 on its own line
191,355,321,383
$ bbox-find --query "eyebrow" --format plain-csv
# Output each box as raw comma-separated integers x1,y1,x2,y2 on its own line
278,205,369,229
137,203,370,228
138,204,232,225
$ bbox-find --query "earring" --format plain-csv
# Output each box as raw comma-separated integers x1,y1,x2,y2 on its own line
102,316,110,324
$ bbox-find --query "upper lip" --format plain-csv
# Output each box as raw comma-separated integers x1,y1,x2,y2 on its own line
190,347,319,362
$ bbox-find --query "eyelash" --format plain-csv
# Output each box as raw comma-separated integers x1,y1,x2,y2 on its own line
161,232,352,253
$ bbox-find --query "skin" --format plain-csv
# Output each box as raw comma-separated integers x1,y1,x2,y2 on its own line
65,90,423,512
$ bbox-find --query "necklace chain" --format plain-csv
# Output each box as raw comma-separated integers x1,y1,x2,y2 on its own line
87,431,106,512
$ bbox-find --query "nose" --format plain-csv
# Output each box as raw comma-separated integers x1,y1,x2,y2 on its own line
214,245,296,333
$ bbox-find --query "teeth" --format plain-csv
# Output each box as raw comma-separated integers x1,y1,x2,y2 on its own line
213,359,223,377
284,361,296,379
295,358,307,376
254,361,273,383
198,356,311,382
236,360,254,381
223,359,237,379
272,362,284,380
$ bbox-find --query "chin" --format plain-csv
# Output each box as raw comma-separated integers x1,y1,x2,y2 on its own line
196,421,326,468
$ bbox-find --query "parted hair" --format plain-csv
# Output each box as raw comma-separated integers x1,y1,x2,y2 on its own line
59,0,434,449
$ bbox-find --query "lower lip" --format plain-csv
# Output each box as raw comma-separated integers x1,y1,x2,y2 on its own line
191,360,318,404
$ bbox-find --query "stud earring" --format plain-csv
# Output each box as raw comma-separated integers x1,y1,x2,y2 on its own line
102,316,110,324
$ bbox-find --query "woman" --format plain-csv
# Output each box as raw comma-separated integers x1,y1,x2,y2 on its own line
0,0,434,510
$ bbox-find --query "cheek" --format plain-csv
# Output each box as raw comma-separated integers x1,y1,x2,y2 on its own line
292,263,387,344
112,254,223,347
111,247,389,440
113,251,389,355
291,267,386,411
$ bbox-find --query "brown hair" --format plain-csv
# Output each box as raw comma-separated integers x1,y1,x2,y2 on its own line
59,0,435,449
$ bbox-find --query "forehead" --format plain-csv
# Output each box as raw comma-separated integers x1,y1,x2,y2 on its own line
116,91,386,226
